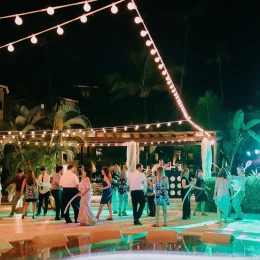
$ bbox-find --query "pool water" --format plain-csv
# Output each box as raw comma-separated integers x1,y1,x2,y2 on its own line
1,234,260,259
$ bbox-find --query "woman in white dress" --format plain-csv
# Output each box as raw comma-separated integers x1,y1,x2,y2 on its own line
77,168,98,226
214,168,233,223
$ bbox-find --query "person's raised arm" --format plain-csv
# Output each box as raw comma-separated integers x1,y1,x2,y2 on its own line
165,176,169,189
182,178,195,189
21,179,26,194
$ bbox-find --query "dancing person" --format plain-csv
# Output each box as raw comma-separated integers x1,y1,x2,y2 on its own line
3,168,25,217
228,166,246,220
117,168,129,216
193,169,211,216
181,168,196,220
51,166,64,220
152,160,165,175
36,167,50,216
148,167,170,227
21,170,39,219
146,169,155,217
214,168,233,223
111,165,121,214
96,166,113,220
59,165,80,223
78,168,98,226
127,163,147,225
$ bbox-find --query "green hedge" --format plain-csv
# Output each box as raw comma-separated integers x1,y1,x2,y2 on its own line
204,176,260,213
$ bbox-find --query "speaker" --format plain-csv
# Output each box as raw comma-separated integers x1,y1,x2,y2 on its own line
0,239,13,254
32,232,68,249
200,232,235,245
146,230,178,243
165,168,182,198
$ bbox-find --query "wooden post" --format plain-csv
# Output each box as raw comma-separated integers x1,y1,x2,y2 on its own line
136,143,140,164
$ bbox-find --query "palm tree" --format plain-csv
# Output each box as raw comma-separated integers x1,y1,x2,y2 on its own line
195,90,223,130
207,43,230,105
109,50,165,123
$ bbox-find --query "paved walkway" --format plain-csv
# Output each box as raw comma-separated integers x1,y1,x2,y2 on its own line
1,204,260,243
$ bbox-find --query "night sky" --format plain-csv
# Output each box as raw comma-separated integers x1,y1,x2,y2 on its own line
0,0,259,126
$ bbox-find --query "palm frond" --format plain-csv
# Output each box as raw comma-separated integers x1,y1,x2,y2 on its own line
63,117,89,129
20,106,30,119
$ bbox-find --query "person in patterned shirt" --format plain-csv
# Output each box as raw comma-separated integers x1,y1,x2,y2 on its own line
117,168,129,216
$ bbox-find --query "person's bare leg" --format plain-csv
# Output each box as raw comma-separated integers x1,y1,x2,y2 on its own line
193,202,199,216
107,201,113,219
22,202,29,218
96,204,104,219
163,206,168,226
155,206,159,226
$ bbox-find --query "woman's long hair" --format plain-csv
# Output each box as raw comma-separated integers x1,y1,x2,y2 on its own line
26,170,35,185
157,167,165,178
84,167,92,179
180,168,189,178
195,169,202,178
218,168,227,179
102,166,112,182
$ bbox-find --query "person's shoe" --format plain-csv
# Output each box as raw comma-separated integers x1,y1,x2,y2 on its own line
182,217,188,220
66,219,73,223
36,213,40,216
74,221,79,223
32,215,36,219
234,217,243,220
134,220,142,225
9,213,14,217
21,215,25,219
24,213,27,216
43,213,47,216
113,211,118,214
122,212,128,216
202,212,208,216
106,217,113,220
55,217,61,221
118,213,122,216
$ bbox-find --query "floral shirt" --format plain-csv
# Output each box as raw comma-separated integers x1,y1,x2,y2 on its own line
111,171,121,189
118,178,129,194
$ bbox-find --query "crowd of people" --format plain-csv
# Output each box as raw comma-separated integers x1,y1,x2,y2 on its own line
0,160,247,226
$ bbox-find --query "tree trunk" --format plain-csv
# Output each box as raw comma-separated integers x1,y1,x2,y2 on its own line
143,97,148,123
180,14,189,93
217,59,224,105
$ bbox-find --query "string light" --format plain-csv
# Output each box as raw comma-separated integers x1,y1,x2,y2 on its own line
7,44,14,52
111,4,118,14
57,26,64,35
30,35,37,44
80,15,87,23
83,2,91,12
150,49,156,55
140,30,147,37
0,0,125,50
127,2,135,10
47,7,55,15
155,57,160,63
15,15,23,25
134,16,142,24
145,40,152,46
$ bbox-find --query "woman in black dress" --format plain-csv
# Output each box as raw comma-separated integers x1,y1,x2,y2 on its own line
181,168,196,220
193,169,211,216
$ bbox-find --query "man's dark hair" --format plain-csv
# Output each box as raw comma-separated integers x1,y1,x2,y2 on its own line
40,166,46,171
67,164,74,170
56,166,63,173
17,168,23,173
136,163,142,169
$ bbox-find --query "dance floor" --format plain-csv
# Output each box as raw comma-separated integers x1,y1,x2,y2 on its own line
1,204,260,259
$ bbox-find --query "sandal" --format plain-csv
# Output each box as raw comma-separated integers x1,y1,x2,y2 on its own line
163,224,167,227
152,224,159,227
106,217,113,220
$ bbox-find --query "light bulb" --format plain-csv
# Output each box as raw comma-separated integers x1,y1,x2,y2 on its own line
7,44,14,52
150,49,156,55
167,80,172,85
31,35,37,44
83,2,91,12
155,57,160,63
166,76,170,81
15,15,23,25
57,26,64,35
134,17,142,24
146,40,152,46
158,64,163,69
80,15,87,23
162,70,167,75
111,4,118,14
170,85,175,89
140,30,147,37
127,2,135,10
47,7,55,15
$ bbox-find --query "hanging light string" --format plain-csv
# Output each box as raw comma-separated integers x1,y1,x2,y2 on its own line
0,0,97,20
0,119,186,137
129,0,210,137
0,0,126,50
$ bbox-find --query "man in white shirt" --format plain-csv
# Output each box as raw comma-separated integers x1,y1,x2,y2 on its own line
228,166,246,220
36,167,50,216
152,160,165,174
127,163,147,225
59,164,79,223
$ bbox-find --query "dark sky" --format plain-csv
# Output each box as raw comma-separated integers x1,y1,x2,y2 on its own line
0,0,259,119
